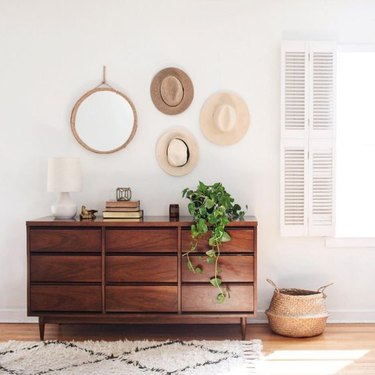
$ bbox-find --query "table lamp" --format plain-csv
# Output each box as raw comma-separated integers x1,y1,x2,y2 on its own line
47,157,82,219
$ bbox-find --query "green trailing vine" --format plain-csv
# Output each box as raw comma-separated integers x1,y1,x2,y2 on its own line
182,181,246,303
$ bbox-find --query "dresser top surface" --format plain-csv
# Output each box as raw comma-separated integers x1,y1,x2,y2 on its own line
27,216,258,227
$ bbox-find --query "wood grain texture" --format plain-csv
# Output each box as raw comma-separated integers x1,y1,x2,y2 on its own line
106,256,177,282
182,255,254,282
29,229,101,252
30,255,101,282
27,219,257,338
27,216,258,227
106,229,177,252
181,285,254,312
30,285,102,312
106,286,178,312
181,229,254,253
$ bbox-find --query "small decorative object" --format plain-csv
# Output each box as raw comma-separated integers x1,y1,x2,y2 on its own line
200,91,250,145
116,187,132,201
47,157,82,219
182,181,246,303
79,205,97,220
150,67,194,115
169,204,179,221
265,279,334,338
155,127,199,176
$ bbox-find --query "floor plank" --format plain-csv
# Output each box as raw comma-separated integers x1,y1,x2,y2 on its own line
1,323,374,374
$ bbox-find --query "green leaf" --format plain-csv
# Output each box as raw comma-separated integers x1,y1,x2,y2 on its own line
206,257,214,264
195,266,203,274
221,231,231,242
197,218,208,233
208,237,218,246
205,249,216,258
216,293,226,304
210,277,222,287
233,204,241,211
188,202,195,216
206,198,215,209
199,206,207,216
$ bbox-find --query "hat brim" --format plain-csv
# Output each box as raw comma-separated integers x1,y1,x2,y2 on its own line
200,92,250,145
151,67,194,115
155,128,199,176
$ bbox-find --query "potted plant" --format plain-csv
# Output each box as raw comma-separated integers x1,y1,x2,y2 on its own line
182,181,246,303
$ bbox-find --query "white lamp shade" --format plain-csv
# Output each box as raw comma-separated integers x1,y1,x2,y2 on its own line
47,157,82,192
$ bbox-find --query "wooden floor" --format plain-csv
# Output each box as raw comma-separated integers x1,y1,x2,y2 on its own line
1,323,374,374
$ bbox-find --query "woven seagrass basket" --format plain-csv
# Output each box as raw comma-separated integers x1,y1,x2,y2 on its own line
265,279,333,338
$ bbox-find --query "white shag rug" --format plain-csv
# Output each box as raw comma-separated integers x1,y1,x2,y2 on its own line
0,339,262,375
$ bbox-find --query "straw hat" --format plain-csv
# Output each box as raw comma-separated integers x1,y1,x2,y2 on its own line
151,67,194,115
200,92,250,145
155,128,199,176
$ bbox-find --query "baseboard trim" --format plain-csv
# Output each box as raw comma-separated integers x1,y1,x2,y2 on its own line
1,309,375,324
0,309,37,323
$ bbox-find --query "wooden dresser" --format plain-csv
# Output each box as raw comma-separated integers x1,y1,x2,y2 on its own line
27,216,257,339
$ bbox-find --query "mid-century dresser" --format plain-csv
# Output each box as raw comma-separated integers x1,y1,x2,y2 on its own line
27,216,257,339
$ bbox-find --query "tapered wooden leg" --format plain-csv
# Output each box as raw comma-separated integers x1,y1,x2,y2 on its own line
39,317,45,341
241,317,247,340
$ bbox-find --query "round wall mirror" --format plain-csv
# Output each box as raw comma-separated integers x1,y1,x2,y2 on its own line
71,87,137,154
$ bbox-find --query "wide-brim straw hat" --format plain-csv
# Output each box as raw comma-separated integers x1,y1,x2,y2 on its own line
151,67,194,115
200,92,250,145
155,128,199,176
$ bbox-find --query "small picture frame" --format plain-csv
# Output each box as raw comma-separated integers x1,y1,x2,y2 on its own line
169,204,179,221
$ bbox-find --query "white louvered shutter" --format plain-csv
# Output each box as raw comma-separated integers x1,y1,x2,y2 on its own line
281,41,308,140
309,42,336,140
281,41,308,236
308,42,336,236
280,139,308,236
281,41,336,237
308,140,335,236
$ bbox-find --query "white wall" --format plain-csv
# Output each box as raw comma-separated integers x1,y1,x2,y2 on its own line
1,0,375,323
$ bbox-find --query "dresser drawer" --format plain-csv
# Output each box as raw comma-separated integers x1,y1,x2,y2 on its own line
106,229,177,252
106,286,178,312
182,285,254,312
182,255,254,283
106,256,177,282
30,285,102,312
30,255,101,283
181,228,254,253
29,228,101,253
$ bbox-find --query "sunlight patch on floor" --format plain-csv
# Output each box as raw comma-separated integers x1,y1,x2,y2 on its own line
257,350,369,375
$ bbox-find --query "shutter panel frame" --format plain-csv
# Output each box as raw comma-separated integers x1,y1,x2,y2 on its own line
281,40,336,237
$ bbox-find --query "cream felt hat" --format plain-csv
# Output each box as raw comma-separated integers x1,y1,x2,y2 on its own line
151,67,194,115
155,128,199,176
200,92,250,145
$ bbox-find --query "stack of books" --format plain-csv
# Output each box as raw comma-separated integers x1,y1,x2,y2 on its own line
102,200,143,221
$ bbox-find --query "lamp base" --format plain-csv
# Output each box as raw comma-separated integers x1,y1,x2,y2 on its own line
51,192,77,219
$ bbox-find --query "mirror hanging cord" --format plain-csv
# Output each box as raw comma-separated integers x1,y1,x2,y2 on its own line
95,65,115,89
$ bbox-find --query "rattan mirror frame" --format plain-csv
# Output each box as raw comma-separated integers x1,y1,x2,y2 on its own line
70,87,138,154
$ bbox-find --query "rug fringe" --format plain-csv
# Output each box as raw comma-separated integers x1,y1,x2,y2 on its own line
242,339,263,374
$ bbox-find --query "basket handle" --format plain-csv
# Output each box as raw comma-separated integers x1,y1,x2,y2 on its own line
266,279,280,293
317,282,334,297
